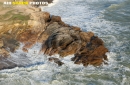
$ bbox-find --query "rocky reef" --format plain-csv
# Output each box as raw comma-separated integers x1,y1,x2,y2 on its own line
40,15,108,66
0,0,108,69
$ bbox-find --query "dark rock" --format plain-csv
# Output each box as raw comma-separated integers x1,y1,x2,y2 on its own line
1,34,19,52
0,57,18,70
48,57,64,66
71,36,108,66
41,15,108,66
42,12,50,22
45,22,61,35
41,27,83,57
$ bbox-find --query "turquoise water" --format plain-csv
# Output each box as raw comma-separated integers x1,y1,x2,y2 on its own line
0,0,130,85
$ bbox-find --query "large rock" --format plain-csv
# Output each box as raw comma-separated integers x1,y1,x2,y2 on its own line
0,44,17,70
71,36,108,66
0,4,108,69
41,15,108,66
0,57,18,70
1,34,19,53
41,26,82,56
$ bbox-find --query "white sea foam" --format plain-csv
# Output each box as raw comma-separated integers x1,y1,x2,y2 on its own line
0,0,130,85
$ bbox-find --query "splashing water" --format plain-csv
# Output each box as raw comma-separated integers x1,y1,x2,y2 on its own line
0,0,130,85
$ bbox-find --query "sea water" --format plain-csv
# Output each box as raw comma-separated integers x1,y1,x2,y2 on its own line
0,0,130,85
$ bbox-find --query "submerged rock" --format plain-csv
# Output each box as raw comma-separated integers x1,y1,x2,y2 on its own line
49,57,64,66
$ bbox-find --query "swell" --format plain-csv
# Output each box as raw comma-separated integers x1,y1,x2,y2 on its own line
103,0,130,24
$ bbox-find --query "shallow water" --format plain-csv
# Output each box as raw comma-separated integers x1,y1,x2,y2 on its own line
0,0,130,85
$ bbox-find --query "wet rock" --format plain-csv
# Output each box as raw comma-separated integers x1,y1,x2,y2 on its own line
48,57,64,66
41,28,82,57
41,16,108,66
0,58,18,70
22,48,28,52
0,4,108,68
0,48,9,57
17,30,39,49
1,34,19,52
0,47,14,70
71,36,108,66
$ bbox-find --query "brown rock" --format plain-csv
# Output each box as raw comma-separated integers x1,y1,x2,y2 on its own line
71,36,108,66
37,32,49,43
41,17,108,67
71,26,81,31
59,40,81,57
48,57,64,66
79,31,94,42
51,15,62,22
49,15,68,26
0,39,3,48
0,7,108,68
42,12,50,22
0,48,9,57
22,47,28,52
41,29,80,56
90,36,104,46
17,30,39,49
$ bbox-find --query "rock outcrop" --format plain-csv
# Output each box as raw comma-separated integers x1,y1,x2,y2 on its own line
40,14,108,66
0,1,108,69
49,57,64,66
